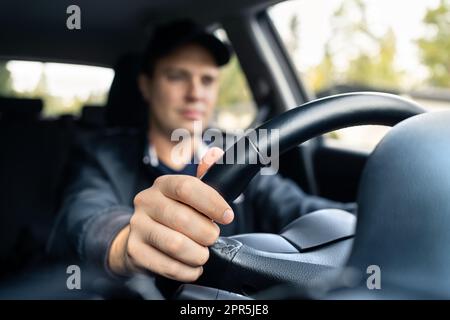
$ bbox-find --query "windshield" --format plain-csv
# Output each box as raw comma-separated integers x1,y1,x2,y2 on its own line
269,0,450,150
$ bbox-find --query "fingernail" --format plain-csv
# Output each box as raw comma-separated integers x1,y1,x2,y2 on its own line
222,209,234,224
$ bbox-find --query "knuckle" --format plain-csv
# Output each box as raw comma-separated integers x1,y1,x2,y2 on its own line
133,188,158,208
174,177,190,199
173,211,189,230
166,235,184,256
129,213,141,230
133,192,145,208
153,175,166,187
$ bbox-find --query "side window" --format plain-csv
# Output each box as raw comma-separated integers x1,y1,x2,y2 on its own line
269,0,450,152
213,28,257,131
0,60,114,118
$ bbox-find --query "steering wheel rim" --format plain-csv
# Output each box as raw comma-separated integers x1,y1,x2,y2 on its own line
202,92,425,203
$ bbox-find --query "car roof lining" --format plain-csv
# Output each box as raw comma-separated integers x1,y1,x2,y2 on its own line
0,0,284,67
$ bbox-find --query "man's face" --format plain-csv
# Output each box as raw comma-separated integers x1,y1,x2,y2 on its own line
139,43,220,135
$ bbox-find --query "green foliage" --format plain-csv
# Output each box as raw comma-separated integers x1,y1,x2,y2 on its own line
417,0,450,87
282,0,404,93
217,56,253,109
306,48,335,92
0,63,13,96
303,0,450,92
313,0,402,91
345,28,402,88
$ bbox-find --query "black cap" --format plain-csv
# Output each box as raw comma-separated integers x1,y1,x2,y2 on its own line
142,19,233,74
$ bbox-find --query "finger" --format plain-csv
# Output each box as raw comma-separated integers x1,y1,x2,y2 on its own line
127,239,204,282
140,216,210,267
148,197,220,246
197,147,224,178
155,175,234,224
131,210,213,264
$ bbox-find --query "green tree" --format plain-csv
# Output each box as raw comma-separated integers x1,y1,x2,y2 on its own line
306,47,335,91
0,62,13,96
346,28,401,88
417,0,450,87
310,0,402,92
217,56,252,108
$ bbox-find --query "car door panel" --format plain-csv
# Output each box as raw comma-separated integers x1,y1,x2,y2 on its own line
313,145,369,202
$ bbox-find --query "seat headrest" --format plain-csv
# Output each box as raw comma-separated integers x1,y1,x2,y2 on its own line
0,97,43,122
105,53,148,128
80,105,105,127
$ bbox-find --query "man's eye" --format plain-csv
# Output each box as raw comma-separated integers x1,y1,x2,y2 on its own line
202,76,215,86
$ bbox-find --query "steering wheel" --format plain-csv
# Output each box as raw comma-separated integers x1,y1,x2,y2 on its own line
155,92,425,299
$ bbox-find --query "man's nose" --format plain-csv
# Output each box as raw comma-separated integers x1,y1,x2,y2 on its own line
186,78,203,102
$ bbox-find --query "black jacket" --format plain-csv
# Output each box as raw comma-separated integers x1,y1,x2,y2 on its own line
48,128,355,274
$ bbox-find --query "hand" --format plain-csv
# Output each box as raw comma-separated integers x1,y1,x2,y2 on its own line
108,147,232,282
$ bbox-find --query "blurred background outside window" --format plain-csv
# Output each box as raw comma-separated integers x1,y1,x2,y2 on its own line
270,0,450,151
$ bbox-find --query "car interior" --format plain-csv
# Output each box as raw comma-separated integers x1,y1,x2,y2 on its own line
1,0,450,300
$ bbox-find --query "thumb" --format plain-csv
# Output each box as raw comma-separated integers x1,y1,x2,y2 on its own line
197,147,224,178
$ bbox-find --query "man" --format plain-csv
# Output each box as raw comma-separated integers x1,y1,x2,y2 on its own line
49,20,355,283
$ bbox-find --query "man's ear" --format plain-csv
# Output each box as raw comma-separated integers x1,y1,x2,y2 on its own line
137,73,152,103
